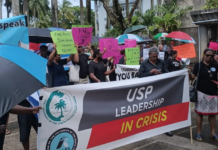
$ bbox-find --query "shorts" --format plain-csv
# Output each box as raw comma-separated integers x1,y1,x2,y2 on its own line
74,76,90,84
18,100,38,143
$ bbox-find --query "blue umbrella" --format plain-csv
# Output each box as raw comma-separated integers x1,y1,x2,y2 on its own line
0,45,47,117
116,34,145,44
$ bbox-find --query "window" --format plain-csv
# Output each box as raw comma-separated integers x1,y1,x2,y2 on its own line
122,6,126,11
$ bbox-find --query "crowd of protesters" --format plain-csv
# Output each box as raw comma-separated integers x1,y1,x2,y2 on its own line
1,39,218,150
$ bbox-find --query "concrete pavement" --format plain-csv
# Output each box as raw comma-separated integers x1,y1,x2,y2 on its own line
3,105,218,150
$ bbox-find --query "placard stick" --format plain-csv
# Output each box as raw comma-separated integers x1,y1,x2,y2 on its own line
190,126,193,144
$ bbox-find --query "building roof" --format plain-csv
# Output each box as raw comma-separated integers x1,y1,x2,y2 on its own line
190,8,218,25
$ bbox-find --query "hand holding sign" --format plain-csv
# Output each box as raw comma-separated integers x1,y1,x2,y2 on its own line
102,39,119,58
50,31,77,54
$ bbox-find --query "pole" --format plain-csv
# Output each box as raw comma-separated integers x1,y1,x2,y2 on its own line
190,126,193,144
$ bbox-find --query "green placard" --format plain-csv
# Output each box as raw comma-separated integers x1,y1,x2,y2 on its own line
72,25,92,28
125,47,140,65
50,31,77,54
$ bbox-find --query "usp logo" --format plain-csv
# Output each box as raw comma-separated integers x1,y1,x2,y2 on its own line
43,90,77,125
46,128,78,150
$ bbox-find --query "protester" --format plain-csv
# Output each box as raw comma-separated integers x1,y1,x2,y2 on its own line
89,50,115,83
158,43,163,52
0,105,41,150
189,49,218,141
74,44,94,84
47,44,79,87
138,47,168,77
166,50,181,72
39,43,49,59
119,49,126,65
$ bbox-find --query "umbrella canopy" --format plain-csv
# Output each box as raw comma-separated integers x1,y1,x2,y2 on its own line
29,27,66,43
166,31,192,40
0,45,47,117
116,34,145,44
124,25,147,34
153,33,169,40
141,36,153,42
178,37,196,44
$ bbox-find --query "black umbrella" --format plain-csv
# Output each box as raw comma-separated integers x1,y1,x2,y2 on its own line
29,27,66,43
91,36,101,44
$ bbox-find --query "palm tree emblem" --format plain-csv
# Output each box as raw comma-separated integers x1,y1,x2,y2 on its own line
55,99,66,118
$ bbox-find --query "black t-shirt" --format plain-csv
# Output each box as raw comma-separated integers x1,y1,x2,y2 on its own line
76,54,89,79
48,59,68,87
193,62,218,95
108,62,116,81
89,61,106,83
166,58,180,72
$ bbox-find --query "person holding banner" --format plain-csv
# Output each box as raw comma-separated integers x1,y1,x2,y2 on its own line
189,49,218,141
0,105,41,150
139,47,168,77
89,50,115,83
48,44,79,87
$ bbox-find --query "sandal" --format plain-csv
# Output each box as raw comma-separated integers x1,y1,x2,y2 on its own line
5,129,11,135
196,134,202,141
211,135,218,141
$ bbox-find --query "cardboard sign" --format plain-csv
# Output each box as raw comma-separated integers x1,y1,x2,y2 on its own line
209,42,218,51
173,43,196,58
115,64,140,81
143,49,165,60
125,39,137,48
125,47,140,65
102,39,119,58
113,55,123,65
118,45,126,50
99,38,113,53
72,25,93,46
51,31,77,54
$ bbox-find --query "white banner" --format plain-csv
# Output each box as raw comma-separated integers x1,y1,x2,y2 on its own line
38,70,191,150
115,64,140,81
143,48,165,60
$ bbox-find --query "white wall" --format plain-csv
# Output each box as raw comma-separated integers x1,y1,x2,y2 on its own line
97,2,107,37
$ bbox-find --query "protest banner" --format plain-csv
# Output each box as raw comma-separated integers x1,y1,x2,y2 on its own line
38,70,191,150
72,25,93,46
51,31,77,54
102,39,119,58
173,43,196,58
0,15,29,49
143,49,165,60
115,64,140,81
209,42,218,50
125,47,140,65
125,39,137,48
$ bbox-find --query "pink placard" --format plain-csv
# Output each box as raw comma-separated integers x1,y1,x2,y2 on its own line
113,55,123,64
209,42,218,50
99,38,113,52
118,45,126,50
103,39,119,58
125,39,137,48
72,27,93,46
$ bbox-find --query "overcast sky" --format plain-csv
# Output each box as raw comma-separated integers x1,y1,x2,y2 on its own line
2,0,95,19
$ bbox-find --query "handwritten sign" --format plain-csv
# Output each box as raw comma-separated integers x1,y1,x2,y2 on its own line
209,42,218,50
173,43,196,58
143,49,165,60
125,47,140,65
125,39,137,48
102,39,119,58
118,45,126,50
113,55,123,65
72,25,92,46
50,31,77,54
99,38,113,52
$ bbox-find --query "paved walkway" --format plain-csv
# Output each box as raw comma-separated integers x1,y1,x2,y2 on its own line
3,105,218,150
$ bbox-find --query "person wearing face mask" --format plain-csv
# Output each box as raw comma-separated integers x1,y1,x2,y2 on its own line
189,49,218,141
47,44,79,87
89,50,115,83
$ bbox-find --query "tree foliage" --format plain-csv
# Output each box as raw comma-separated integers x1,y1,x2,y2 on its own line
203,0,218,9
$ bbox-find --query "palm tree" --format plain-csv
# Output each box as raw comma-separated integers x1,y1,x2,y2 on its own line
51,0,58,27
86,0,91,24
126,0,129,18
55,99,66,117
80,0,84,25
58,0,75,28
4,0,12,18
29,0,48,27
35,12,51,28
12,0,20,16
23,0,29,23
0,0,2,19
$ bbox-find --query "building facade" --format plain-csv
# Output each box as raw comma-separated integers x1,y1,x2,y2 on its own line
94,0,158,37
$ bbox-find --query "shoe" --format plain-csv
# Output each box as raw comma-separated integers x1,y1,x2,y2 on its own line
211,135,218,141
196,134,202,141
165,132,173,137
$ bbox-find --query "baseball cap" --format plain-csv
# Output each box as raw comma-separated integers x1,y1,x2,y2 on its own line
39,43,48,49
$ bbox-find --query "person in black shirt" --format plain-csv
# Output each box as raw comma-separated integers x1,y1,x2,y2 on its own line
189,49,218,141
166,50,180,72
0,106,41,150
74,44,93,84
89,50,115,83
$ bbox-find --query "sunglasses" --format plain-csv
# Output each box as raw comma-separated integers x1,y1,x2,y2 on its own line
205,54,214,58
